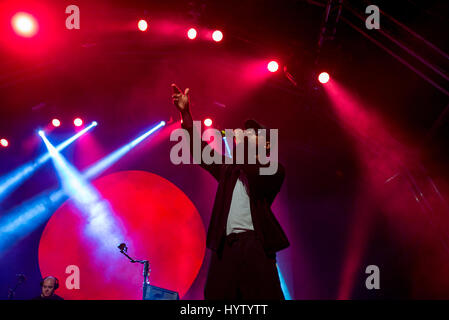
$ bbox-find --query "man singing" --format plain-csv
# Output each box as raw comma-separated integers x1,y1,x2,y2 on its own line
171,84,289,300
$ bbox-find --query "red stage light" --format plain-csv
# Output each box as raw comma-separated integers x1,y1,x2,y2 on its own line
11,12,38,37
0,139,8,147
74,118,83,127
267,61,279,73
318,72,330,84
204,118,213,127
52,119,61,127
138,19,148,32
187,28,197,40
212,30,223,42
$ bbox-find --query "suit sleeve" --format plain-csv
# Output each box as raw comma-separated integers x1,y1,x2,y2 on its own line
180,110,224,181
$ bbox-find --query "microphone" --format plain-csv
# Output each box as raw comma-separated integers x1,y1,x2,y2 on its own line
8,274,26,299
16,274,26,283
117,243,127,253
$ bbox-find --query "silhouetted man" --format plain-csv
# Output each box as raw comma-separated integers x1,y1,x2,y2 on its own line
171,84,289,300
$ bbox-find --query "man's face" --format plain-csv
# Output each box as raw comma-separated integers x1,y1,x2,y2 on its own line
234,128,270,156
41,278,56,297
234,128,257,146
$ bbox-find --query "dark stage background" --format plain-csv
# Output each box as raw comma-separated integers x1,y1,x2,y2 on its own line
0,0,449,299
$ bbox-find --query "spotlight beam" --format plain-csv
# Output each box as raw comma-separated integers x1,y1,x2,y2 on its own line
40,134,124,250
83,121,165,180
39,121,98,164
0,189,67,256
277,264,292,300
0,120,165,256
0,121,98,203
223,137,232,158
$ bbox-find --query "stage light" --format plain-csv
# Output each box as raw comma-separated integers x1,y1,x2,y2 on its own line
74,118,83,127
187,28,197,40
318,72,330,84
212,30,223,42
0,120,164,255
138,19,148,32
54,121,97,152
84,121,166,179
0,139,8,147
204,118,213,127
223,137,232,158
0,121,97,203
277,264,292,300
0,189,67,256
40,135,125,249
0,124,103,255
11,12,38,37
267,61,279,73
52,119,61,127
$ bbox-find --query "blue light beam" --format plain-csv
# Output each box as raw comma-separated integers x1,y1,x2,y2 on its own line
0,121,97,203
40,132,125,250
277,264,292,300
223,137,232,158
0,190,66,255
83,121,165,180
0,120,164,256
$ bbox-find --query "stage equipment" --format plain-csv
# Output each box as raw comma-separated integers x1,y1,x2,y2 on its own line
7,273,26,300
117,242,179,300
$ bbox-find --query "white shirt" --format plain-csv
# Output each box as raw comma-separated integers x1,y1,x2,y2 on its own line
226,178,254,235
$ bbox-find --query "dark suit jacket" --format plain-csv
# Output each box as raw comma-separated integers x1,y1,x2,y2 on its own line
181,111,289,255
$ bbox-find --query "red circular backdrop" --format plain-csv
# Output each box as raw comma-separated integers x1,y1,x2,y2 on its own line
38,170,206,300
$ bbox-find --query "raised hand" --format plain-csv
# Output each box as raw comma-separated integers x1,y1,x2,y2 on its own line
171,83,190,113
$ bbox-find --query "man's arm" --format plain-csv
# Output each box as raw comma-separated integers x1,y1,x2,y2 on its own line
172,84,223,181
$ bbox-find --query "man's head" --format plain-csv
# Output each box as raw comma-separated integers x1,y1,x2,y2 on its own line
234,119,270,155
223,119,278,174
41,276,59,297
